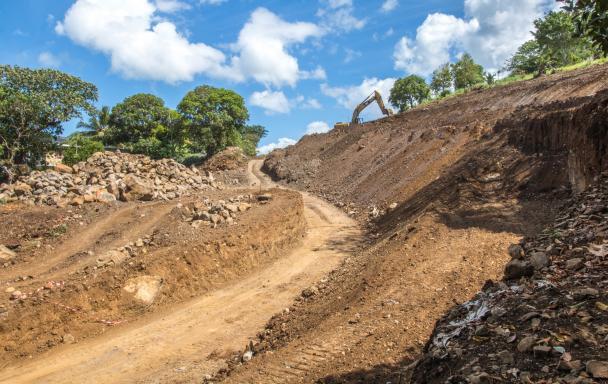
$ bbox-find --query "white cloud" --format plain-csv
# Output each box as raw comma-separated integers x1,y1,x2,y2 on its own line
381,0,398,13
317,0,366,33
344,48,361,63
38,51,61,68
393,0,556,75
55,0,229,84
155,0,190,12
250,90,291,114
299,66,327,80
228,7,325,87
55,2,323,86
321,77,396,119
305,121,330,135
257,137,297,155
302,98,322,109
199,0,227,4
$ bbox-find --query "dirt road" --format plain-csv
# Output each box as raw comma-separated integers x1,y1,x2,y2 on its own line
0,161,361,384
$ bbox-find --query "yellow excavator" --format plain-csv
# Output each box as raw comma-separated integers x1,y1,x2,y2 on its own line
334,90,393,129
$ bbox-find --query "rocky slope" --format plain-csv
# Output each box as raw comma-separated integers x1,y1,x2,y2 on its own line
412,173,608,383
0,151,216,206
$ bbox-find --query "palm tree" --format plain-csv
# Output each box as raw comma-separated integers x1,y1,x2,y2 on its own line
77,106,111,138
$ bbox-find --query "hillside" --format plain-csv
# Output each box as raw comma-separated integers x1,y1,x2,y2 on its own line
215,64,608,383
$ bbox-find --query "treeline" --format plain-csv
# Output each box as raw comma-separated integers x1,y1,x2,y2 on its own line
389,2,607,112
0,65,266,179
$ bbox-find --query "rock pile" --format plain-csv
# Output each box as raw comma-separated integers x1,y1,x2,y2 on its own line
175,194,266,228
412,172,608,383
0,152,216,206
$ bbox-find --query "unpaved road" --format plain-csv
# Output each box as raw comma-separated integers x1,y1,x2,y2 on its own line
0,160,361,384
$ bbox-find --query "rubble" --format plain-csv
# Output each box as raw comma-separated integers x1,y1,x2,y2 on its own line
412,172,608,383
174,194,255,228
0,152,216,206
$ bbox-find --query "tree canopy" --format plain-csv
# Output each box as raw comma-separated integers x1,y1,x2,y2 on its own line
451,54,485,90
430,63,453,97
389,75,431,112
0,65,97,175
178,85,249,156
562,0,608,55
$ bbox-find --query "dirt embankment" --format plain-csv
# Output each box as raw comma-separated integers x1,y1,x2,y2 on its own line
0,188,305,366
216,65,608,383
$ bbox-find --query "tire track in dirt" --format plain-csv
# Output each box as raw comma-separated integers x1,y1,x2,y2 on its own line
0,161,361,384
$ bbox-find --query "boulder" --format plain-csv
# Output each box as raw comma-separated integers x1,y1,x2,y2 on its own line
121,175,153,202
123,275,163,304
504,259,534,279
0,245,16,261
54,163,74,174
530,251,550,270
96,250,129,267
12,182,32,196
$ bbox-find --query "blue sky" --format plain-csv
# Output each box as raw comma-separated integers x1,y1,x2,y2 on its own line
0,0,556,153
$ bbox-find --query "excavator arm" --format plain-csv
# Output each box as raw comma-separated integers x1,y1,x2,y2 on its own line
351,91,393,124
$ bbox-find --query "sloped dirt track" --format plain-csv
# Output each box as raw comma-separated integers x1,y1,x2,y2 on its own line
0,161,361,384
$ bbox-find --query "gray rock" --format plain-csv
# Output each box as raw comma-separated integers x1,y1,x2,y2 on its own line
504,259,533,279
517,336,536,352
508,244,524,259
566,258,584,270
530,251,550,270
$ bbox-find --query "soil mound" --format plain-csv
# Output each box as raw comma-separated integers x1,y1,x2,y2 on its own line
202,146,249,172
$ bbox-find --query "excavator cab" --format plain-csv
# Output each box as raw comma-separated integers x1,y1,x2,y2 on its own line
334,90,393,129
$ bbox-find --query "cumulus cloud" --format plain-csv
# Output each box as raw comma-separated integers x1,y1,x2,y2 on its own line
155,0,190,13
381,0,398,13
317,0,366,33
199,0,227,4
250,90,291,114
321,77,396,119
299,97,322,109
257,138,297,155
55,0,230,84
305,121,330,135
55,1,323,86
38,51,61,68
228,8,324,87
393,0,556,75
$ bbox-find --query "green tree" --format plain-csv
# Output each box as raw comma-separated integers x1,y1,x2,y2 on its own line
0,65,97,176
507,40,542,74
389,75,431,112
451,53,485,90
533,11,596,70
430,63,453,97
107,94,171,144
562,0,608,56
178,85,249,156
77,105,111,138
62,134,104,165
239,125,267,156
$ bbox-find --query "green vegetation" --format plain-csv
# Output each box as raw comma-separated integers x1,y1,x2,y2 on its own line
0,64,267,180
0,65,98,179
389,75,431,112
390,5,606,113
62,134,105,165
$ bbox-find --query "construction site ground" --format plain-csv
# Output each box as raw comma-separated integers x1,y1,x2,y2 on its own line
0,63,607,383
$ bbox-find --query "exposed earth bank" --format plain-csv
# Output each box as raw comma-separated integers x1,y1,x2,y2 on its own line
215,64,608,383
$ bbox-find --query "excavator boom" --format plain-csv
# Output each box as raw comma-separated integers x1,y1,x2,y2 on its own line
351,91,393,124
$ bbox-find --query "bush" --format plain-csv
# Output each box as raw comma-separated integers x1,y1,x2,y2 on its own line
62,134,104,165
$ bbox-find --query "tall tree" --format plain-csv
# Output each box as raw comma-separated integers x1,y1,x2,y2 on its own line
178,85,249,156
0,65,97,176
507,40,542,74
451,53,485,90
562,0,608,55
533,11,597,70
77,105,111,138
389,75,431,112
107,94,171,144
430,63,453,97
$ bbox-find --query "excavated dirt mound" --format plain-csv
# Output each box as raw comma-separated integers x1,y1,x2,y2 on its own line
202,147,249,172
0,188,305,366
214,65,608,383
